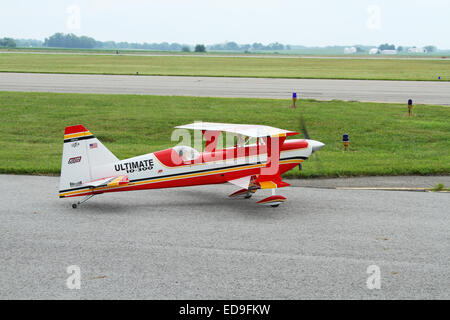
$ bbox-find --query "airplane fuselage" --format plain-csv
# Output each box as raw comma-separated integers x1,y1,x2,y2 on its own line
59,139,312,198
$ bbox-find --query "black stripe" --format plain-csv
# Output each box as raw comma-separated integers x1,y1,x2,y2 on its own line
129,160,266,183
281,156,308,161
59,161,260,193
58,156,308,193
64,135,95,143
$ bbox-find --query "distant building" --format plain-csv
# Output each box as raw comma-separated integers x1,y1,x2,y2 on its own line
344,47,357,54
408,47,427,53
369,48,380,55
381,49,398,55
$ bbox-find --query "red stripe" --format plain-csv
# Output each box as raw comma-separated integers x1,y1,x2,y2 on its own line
256,195,286,204
60,162,299,198
65,124,88,135
154,139,308,168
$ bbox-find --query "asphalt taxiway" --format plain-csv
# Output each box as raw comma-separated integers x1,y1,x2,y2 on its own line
1,72,449,105
1,174,448,299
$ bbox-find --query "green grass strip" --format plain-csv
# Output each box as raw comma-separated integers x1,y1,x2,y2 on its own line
0,91,449,177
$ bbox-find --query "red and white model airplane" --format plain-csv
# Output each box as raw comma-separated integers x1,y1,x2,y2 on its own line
59,122,324,208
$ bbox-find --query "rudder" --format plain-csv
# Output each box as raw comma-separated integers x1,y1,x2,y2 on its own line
59,125,118,193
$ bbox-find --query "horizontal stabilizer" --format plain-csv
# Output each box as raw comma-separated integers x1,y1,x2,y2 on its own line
227,175,252,189
82,175,129,189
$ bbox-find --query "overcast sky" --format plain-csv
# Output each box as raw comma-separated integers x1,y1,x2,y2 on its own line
1,0,449,48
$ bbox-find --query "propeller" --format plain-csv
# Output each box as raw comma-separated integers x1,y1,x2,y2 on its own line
297,110,323,170
299,112,310,140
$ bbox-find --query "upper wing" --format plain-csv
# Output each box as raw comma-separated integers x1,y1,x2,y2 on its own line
175,122,298,138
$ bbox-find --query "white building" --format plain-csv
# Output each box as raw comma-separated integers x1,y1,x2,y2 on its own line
369,48,380,55
344,47,357,54
381,50,398,55
408,47,428,53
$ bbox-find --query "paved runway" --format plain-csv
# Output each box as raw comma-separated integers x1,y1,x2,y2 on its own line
2,50,446,60
1,72,449,105
1,175,448,299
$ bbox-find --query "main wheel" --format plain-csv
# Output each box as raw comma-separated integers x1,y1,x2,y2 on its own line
270,204,280,208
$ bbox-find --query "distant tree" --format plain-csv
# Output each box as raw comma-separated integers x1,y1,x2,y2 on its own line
0,38,16,48
208,43,225,50
116,41,129,49
378,43,396,50
267,42,284,50
424,45,436,53
158,42,170,51
251,42,264,50
397,46,403,52
182,45,191,52
224,42,239,51
44,33,96,48
194,44,206,52
169,43,182,51
14,38,43,47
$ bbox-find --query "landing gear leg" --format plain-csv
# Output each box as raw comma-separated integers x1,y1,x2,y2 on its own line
72,194,94,209
270,189,279,207
245,186,259,199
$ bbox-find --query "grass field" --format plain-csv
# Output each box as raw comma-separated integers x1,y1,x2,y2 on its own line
0,53,449,81
0,91,449,178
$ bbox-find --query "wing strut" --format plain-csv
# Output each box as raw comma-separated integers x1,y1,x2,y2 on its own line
256,136,290,189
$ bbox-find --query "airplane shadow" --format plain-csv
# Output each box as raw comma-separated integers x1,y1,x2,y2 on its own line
58,187,291,219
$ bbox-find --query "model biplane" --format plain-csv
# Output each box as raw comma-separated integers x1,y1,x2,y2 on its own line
59,122,324,208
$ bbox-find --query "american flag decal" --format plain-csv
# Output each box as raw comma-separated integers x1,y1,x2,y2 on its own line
89,142,98,149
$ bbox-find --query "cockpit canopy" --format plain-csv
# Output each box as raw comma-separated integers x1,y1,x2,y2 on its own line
172,146,201,161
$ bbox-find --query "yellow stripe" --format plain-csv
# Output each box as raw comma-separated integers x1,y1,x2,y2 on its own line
60,159,304,197
279,159,304,164
64,131,92,139
59,162,265,197
259,181,277,189
271,133,286,138
107,177,123,187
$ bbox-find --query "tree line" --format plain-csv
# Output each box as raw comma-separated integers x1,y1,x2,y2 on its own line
378,43,436,52
208,42,288,51
2,33,439,54
0,38,16,48
40,33,290,52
